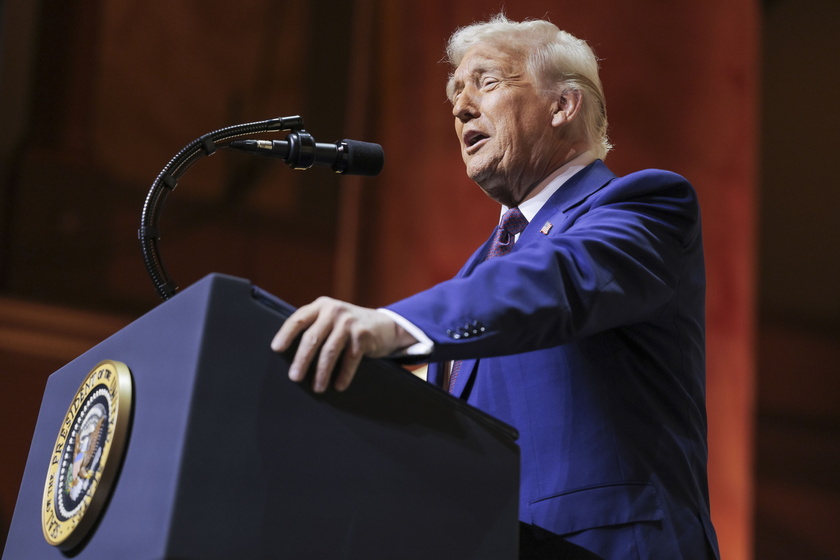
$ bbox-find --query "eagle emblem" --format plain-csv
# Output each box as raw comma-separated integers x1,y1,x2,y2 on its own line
42,359,133,550
64,404,107,500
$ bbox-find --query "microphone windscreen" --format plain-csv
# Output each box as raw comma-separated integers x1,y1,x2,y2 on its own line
343,139,384,176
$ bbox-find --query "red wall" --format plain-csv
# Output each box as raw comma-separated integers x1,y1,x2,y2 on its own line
0,1,758,557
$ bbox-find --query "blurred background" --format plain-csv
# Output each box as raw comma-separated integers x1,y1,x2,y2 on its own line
0,0,837,558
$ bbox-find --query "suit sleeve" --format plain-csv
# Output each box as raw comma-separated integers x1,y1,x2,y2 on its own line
384,169,703,362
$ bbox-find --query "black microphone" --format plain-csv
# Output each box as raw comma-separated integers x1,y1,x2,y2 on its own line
228,130,384,176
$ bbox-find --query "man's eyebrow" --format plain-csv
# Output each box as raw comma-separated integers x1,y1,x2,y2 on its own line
448,58,506,99
468,62,494,77
448,68,476,93
455,64,496,88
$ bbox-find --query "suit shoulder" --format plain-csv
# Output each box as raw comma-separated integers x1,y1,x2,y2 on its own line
600,168,698,203
614,168,693,190
615,167,690,185
583,168,703,241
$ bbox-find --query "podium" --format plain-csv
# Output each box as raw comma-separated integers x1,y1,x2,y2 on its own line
3,274,519,559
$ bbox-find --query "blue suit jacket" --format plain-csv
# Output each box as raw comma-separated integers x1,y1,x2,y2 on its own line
386,160,720,559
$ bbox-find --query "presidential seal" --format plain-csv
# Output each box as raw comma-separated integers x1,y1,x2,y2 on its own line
42,359,132,550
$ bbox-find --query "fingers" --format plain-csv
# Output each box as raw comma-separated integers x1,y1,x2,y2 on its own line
333,338,365,392
311,321,349,393
270,298,409,393
270,304,314,354
308,308,371,393
289,318,329,385
269,299,323,385
269,298,367,394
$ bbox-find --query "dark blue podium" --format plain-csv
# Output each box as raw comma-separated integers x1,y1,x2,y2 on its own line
3,274,519,559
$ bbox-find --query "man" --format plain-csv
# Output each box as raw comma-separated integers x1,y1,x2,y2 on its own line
272,14,720,560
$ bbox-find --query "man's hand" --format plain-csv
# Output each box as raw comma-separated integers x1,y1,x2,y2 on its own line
270,297,417,393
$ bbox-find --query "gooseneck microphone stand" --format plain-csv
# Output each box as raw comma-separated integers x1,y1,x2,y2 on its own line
139,116,303,300
140,115,384,300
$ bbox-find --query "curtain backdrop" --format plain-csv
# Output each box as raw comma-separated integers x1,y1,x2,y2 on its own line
0,1,757,557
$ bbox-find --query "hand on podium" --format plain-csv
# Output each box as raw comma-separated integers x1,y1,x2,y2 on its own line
270,297,418,393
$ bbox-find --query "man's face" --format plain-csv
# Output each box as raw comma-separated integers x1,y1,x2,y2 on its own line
450,43,562,206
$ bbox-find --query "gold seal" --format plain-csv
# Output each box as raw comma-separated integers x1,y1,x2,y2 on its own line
41,359,132,550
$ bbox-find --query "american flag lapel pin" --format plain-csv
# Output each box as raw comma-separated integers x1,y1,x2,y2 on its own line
540,222,553,235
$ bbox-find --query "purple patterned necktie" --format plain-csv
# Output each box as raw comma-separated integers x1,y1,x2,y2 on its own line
448,207,529,393
485,206,529,260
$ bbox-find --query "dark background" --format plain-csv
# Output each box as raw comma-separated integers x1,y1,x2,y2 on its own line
1,1,837,558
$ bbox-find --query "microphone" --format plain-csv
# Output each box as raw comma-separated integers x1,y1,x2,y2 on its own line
228,131,384,176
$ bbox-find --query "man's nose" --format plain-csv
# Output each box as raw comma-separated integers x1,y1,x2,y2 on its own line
452,90,479,122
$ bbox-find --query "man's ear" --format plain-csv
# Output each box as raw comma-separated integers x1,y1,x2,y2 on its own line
551,89,582,128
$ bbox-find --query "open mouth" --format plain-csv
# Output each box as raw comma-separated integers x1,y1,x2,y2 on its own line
464,131,489,150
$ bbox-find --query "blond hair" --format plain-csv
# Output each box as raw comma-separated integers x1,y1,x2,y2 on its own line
446,14,611,159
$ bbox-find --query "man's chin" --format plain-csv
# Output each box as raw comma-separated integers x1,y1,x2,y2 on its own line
467,163,497,189
476,180,517,207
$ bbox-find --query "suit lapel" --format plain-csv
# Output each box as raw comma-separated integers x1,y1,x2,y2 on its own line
518,159,617,247
457,161,615,276
445,161,617,397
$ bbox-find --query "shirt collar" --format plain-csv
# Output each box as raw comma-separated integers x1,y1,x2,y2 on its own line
501,151,598,224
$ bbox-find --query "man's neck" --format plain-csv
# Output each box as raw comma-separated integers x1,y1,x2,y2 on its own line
503,150,598,223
